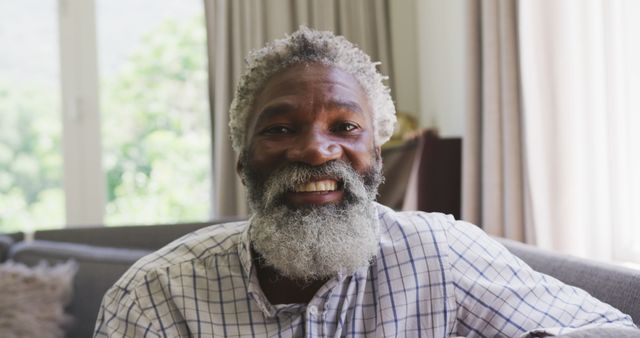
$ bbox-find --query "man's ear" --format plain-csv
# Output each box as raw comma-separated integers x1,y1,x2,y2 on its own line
236,158,243,175
236,158,247,186
374,145,382,162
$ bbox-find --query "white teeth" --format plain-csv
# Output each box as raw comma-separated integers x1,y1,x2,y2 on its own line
294,180,337,192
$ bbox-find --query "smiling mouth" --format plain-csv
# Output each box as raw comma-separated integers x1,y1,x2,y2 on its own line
292,179,338,193
286,178,343,206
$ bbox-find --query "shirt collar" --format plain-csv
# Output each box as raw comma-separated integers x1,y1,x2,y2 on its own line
237,218,279,316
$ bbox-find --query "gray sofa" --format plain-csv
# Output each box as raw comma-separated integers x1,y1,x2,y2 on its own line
1,221,638,338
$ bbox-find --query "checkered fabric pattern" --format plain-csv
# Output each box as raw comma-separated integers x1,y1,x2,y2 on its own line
94,203,635,337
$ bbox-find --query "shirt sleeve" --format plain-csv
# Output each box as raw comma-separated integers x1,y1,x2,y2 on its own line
94,285,162,338
445,220,637,338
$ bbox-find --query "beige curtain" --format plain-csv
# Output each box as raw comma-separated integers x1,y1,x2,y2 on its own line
204,0,394,216
462,0,534,243
518,0,640,262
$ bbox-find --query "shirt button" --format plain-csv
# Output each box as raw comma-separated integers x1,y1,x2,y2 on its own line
308,305,318,316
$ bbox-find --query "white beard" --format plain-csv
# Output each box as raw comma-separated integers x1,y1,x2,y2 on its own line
243,158,382,281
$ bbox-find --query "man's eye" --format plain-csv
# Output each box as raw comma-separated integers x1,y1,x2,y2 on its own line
264,126,293,135
334,122,359,133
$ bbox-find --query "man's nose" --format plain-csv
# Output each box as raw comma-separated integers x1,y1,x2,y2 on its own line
286,130,342,166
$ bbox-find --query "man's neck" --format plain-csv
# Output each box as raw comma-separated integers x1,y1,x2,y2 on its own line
253,251,328,305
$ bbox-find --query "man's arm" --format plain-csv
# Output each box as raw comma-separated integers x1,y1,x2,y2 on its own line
445,220,637,337
94,286,161,338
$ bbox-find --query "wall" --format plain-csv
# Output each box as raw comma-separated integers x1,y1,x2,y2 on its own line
388,0,419,117
389,0,469,138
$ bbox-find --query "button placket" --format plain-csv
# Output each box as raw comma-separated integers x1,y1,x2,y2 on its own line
308,305,318,316
305,304,322,338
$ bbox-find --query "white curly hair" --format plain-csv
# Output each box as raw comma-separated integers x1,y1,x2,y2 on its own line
228,26,396,154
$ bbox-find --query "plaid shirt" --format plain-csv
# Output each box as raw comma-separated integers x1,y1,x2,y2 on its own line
94,203,635,337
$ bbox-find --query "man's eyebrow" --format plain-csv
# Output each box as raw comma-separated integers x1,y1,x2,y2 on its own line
254,99,365,126
325,99,365,116
254,102,298,125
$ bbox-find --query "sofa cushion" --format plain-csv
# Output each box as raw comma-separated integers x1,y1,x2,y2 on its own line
9,240,151,338
0,260,77,338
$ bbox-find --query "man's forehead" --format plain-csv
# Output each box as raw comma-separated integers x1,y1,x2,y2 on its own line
261,63,365,93
250,63,372,118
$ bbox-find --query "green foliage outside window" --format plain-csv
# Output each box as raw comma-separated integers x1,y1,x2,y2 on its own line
0,15,211,233
0,84,64,233
102,15,210,226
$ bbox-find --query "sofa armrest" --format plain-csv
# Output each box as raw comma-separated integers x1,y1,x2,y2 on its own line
555,326,640,337
33,218,242,250
0,235,14,262
9,240,151,338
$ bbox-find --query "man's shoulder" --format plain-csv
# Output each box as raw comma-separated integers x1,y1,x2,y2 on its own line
112,220,249,291
374,203,498,256
375,202,456,238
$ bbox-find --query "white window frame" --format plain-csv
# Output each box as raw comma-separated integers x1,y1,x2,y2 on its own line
58,0,105,227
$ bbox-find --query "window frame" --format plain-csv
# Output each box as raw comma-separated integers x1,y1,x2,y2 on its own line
58,0,106,227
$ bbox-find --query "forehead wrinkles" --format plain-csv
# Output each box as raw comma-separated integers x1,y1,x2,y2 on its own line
247,64,371,138
254,97,366,126
259,69,365,103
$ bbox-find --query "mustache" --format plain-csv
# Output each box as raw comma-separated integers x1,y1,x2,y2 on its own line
261,160,371,209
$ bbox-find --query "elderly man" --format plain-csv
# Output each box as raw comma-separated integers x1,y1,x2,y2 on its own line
94,27,637,337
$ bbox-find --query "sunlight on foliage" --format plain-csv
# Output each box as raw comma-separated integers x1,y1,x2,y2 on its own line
102,14,210,226
0,14,210,232
0,83,65,232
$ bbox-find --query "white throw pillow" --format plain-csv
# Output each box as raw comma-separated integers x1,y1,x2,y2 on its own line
0,260,77,338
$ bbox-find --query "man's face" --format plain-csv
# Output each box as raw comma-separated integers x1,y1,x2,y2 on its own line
243,62,379,208
239,62,383,281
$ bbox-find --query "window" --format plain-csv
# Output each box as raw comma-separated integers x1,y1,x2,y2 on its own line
0,0,65,232
0,0,211,232
96,0,210,225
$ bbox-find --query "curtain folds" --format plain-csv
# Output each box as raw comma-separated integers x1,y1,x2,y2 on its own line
465,0,639,262
203,0,394,216
518,0,638,261
462,0,533,243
